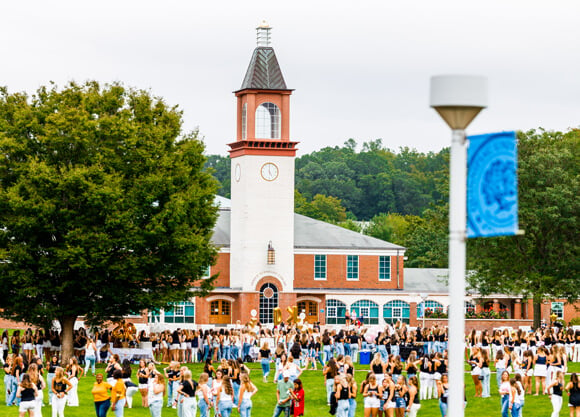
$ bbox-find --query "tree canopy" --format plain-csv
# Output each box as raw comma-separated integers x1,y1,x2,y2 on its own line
0,81,218,360
467,129,580,327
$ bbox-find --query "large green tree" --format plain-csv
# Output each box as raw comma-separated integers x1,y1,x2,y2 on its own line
0,82,218,361
468,129,580,328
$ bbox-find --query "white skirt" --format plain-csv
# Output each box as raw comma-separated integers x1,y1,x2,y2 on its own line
534,364,547,377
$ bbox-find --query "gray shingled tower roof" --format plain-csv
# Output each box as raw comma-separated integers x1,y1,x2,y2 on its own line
239,47,289,91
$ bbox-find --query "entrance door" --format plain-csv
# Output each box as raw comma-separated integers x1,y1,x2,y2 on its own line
209,300,231,324
298,301,318,323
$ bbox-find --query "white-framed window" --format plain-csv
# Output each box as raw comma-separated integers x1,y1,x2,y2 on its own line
383,300,410,324
255,102,280,139
379,256,391,281
347,255,359,280
351,300,379,324
465,301,476,314
326,299,346,325
418,300,445,318
202,265,210,279
551,302,564,320
314,255,327,280
162,301,195,324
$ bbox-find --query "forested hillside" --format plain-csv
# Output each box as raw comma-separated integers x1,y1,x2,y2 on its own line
206,139,449,219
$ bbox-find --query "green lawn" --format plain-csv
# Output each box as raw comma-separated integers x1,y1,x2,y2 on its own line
2,361,578,416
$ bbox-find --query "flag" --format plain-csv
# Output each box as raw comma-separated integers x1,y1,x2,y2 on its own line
467,131,518,238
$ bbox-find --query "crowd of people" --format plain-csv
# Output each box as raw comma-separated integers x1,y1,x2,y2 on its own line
1,322,580,417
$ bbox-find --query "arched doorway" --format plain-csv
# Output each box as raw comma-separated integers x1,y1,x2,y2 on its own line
259,283,279,324
298,300,318,323
209,300,231,324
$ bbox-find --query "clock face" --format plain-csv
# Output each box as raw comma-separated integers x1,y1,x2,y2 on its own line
260,162,279,181
234,164,241,182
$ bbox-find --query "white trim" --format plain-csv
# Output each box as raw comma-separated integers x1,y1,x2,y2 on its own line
296,296,322,303
206,295,236,303
250,271,289,291
294,248,405,256
346,255,359,281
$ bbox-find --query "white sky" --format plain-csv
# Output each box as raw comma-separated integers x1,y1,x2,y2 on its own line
2,0,579,156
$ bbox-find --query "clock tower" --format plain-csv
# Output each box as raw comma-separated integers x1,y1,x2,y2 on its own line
229,22,298,298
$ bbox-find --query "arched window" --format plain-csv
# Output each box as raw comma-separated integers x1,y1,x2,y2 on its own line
383,300,410,324
255,102,280,139
465,301,476,315
241,103,247,139
326,299,346,325
351,300,379,324
259,283,278,324
417,300,445,318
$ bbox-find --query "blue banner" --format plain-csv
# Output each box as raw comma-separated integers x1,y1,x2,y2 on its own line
467,131,518,238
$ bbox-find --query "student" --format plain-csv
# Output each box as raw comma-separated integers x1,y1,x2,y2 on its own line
51,367,73,417
217,375,235,417
565,372,580,417
16,373,38,417
546,370,564,417
289,378,305,417
363,373,382,417
406,376,421,417
111,369,127,417
176,369,198,417
148,371,166,417
436,373,449,417
498,371,511,417
92,373,113,417
273,371,293,417
238,373,258,417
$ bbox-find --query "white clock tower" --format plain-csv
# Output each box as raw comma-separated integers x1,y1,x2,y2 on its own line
229,22,298,296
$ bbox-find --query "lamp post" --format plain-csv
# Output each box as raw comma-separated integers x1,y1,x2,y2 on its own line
430,75,487,417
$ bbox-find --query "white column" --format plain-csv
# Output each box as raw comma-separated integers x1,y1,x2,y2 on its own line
448,128,467,417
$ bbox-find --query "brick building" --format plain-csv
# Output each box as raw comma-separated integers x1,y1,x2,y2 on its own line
145,24,579,330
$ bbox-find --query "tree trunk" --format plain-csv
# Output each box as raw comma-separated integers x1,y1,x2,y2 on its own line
59,315,77,364
533,300,542,330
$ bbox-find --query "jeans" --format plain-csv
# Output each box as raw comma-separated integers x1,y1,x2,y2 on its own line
317,352,325,367
439,399,447,417
182,396,197,417
326,378,335,404
94,398,111,417
84,355,96,375
391,344,400,357
47,372,55,404
272,404,291,417
231,345,240,360
511,402,522,417
501,394,510,417
496,368,505,389
219,400,234,417
337,399,349,417
239,398,252,417
336,343,345,356
323,346,332,363
233,382,240,406
199,398,210,417
350,344,359,363
261,358,270,377
223,346,231,360
114,398,126,417
149,400,163,417
481,367,491,398
378,345,388,361
348,399,356,417
243,343,251,360
344,343,351,357
6,374,17,406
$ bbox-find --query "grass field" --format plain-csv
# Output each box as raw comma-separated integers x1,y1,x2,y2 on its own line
2,361,578,417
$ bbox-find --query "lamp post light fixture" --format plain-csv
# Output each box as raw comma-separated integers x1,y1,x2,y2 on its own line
430,75,487,417
267,241,276,265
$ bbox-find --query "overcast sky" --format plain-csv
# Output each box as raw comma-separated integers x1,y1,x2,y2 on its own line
2,1,579,156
